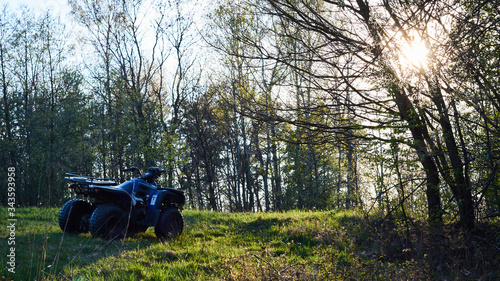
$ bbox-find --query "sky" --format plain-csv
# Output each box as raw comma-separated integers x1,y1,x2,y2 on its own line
2,0,69,14
1,0,88,66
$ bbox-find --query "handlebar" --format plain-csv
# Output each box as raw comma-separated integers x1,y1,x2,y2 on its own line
148,167,166,174
139,167,165,183
122,167,165,183
122,167,141,173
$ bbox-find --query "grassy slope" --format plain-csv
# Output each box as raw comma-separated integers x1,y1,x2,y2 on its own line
1,207,499,280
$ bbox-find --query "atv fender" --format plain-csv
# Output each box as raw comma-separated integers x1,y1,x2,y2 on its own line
144,188,185,226
92,186,135,209
155,188,186,209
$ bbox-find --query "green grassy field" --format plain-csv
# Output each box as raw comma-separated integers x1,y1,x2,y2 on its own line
1,207,499,280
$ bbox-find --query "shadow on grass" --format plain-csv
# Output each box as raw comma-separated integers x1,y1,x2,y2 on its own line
227,211,500,280
3,208,499,280
0,226,168,280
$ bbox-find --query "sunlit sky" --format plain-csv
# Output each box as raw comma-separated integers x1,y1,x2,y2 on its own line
399,34,429,70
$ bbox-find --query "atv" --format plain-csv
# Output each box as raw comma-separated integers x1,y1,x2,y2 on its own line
58,167,185,240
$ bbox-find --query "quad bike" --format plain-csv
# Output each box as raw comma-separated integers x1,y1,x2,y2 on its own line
58,167,185,240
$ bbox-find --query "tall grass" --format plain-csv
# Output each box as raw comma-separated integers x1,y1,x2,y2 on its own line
1,207,499,280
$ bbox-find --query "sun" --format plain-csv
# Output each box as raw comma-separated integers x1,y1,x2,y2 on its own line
398,35,429,70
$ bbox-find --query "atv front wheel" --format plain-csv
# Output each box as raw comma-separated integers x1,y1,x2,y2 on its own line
89,204,130,240
155,208,184,239
58,199,94,234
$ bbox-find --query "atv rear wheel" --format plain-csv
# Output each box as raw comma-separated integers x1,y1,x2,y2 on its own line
155,208,184,239
58,199,94,234
89,204,130,240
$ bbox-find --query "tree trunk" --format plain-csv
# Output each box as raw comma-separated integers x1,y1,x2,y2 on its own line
431,86,475,230
392,86,443,227
271,123,282,211
0,43,15,167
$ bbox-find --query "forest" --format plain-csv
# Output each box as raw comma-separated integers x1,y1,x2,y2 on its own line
1,0,499,232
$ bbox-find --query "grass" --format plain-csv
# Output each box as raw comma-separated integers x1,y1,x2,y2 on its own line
1,207,499,280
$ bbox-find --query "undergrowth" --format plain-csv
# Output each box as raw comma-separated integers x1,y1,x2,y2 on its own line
1,207,498,280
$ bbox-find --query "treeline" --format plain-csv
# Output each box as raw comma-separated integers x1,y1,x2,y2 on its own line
1,0,499,230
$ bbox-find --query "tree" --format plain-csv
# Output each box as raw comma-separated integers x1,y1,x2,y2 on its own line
447,0,500,219
0,6,93,206
70,0,171,177
0,6,15,169
219,0,487,229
